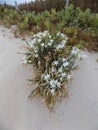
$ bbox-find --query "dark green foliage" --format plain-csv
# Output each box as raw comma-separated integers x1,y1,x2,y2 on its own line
0,0,98,13
18,0,98,13
60,4,75,25
18,0,65,13
70,0,98,12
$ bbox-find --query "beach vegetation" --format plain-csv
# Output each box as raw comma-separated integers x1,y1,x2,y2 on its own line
21,31,87,109
0,0,98,109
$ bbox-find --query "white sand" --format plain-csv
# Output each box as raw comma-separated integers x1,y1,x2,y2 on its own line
0,26,98,130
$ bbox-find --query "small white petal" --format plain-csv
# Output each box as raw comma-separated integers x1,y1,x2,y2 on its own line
62,39,67,44
21,56,28,65
35,54,38,57
58,67,63,73
49,35,52,39
63,61,69,67
48,42,52,46
71,47,80,55
50,39,53,43
50,89,55,95
62,58,67,62
37,39,41,42
44,74,50,81
56,44,65,50
28,60,32,63
50,80,56,88
41,43,45,47
51,67,55,73
67,74,72,80
62,72,67,77
53,61,59,66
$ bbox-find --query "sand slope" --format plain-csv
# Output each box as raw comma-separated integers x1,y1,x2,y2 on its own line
0,26,98,130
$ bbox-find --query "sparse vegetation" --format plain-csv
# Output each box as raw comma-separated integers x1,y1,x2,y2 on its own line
0,0,98,110
21,31,87,109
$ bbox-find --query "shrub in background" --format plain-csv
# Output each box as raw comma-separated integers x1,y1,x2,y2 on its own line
18,0,98,13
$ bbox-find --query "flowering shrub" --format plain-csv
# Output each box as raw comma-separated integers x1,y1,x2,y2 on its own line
22,31,86,110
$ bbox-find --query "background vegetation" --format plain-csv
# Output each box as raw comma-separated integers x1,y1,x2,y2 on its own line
1,0,98,12
18,0,98,13
0,0,98,52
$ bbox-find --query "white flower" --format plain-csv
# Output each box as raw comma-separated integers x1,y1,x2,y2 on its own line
56,44,65,50
57,32,65,38
50,89,55,95
53,60,59,66
77,51,87,60
56,45,61,50
58,67,63,73
60,77,63,81
34,54,38,58
50,39,53,43
42,31,48,37
61,72,67,77
54,80,61,88
44,30,48,34
37,38,41,43
71,50,78,55
43,33,46,37
44,74,50,81
28,60,32,63
48,42,52,46
57,32,60,36
63,61,69,67
51,67,55,73
60,33,65,38
60,44,65,48
34,50,38,53
36,32,42,37
49,35,52,39
33,31,48,38
62,58,67,62
62,39,67,44
50,79,61,88
77,54,82,60
21,56,28,65
65,37,68,40
29,38,37,47
71,47,80,55
50,80,56,88
41,43,45,47
67,74,72,81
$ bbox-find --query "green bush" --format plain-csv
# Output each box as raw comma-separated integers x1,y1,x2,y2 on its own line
21,31,87,109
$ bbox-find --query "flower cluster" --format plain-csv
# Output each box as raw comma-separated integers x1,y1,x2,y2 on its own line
21,31,86,110
26,31,68,63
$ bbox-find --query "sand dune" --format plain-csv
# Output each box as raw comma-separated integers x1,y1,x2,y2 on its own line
0,26,98,130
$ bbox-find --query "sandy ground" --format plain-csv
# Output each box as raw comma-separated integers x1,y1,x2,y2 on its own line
0,26,98,130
